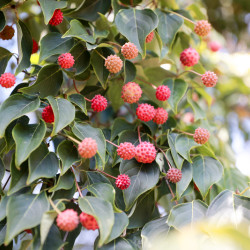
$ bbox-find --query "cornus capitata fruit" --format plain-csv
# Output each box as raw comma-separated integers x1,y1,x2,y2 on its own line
180,48,200,67
0,25,15,40
201,71,218,87
117,142,136,160
146,31,154,43
80,212,99,230
0,73,16,88
155,85,171,101
194,20,211,37
121,42,138,60
153,108,168,125
91,94,108,112
49,9,63,26
56,209,79,232
42,105,54,123
115,174,131,190
193,127,210,144
32,39,39,54
58,53,75,69
208,41,221,52
78,138,98,158
104,55,123,73
135,142,157,163
136,103,156,122
167,168,182,183
121,82,142,104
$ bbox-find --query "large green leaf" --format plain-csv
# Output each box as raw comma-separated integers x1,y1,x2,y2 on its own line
0,47,12,75
124,60,136,83
49,170,74,192
79,196,114,246
68,94,87,115
115,9,158,57
0,196,9,222
87,171,111,185
187,90,206,120
99,237,133,250
111,118,135,140
13,120,46,167
107,79,124,112
0,95,40,138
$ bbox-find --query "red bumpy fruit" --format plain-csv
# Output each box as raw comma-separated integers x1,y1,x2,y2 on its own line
121,42,138,60
80,212,99,230
167,168,182,183
32,39,39,54
104,55,123,74
49,9,63,26
155,85,171,101
0,25,15,40
180,48,200,67
58,53,75,69
194,20,211,37
42,105,54,123
0,73,16,88
135,142,157,163
193,127,210,144
121,82,142,104
146,31,154,43
56,209,79,232
91,94,108,112
78,138,98,158
117,142,136,160
208,41,221,52
153,108,168,125
136,103,156,122
201,71,218,87
116,174,131,190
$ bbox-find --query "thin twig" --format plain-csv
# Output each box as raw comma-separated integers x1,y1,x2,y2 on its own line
165,10,196,25
136,77,157,89
94,50,106,60
48,197,61,214
188,70,202,76
73,79,80,94
84,97,92,102
173,129,194,137
107,41,122,48
2,175,11,190
95,169,117,180
71,167,83,198
58,132,81,144
106,139,118,148
138,126,141,143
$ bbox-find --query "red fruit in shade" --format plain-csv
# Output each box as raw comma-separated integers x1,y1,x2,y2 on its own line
153,108,168,125
155,85,171,101
115,174,131,190
58,53,75,69
24,229,32,234
201,71,218,87
32,39,39,54
208,41,221,52
80,212,99,230
135,142,156,164
104,55,123,74
193,127,210,144
146,31,154,43
91,94,108,112
0,73,16,88
180,48,200,67
166,168,182,183
78,138,98,158
56,209,79,232
49,9,63,26
121,42,138,60
136,103,156,122
0,25,15,40
194,20,211,37
121,82,142,104
117,142,136,160
42,105,54,123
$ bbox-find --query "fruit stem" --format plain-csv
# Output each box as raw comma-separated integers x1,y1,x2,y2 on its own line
107,41,122,48
138,126,142,143
158,147,172,169
94,50,106,60
71,167,84,198
48,197,61,214
173,129,194,137
95,169,117,180
106,139,118,148
165,10,196,25
240,187,250,196
136,77,157,89
187,70,202,77
73,79,80,94
84,97,92,102
59,132,81,144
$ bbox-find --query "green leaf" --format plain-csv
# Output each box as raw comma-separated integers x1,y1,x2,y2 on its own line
5,192,49,245
124,60,136,83
87,171,111,185
49,170,74,192
68,94,87,115
0,94,40,138
13,120,46,167
0,196,9,221
0,47,12,75
27,143,59,184
187,90,206,120
192,156,223,199
111,118,135,140
107,80,124,112
0,0,11,8
0,158,4,187
39,32,74,62
79,196,114,246
99,238,133,250
21,65,63,98
115,9,158,57
168,134,184,169
144,67,176,84
120,159,160,210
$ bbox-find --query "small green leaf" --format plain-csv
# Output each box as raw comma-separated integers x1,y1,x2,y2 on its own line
68,94,87,115
0,47,12,75
168,134,184,169
87,171,111,185
0,196,9,221
124,60,136,83
111,118,135,140
187,90,206,120
49,170,75,192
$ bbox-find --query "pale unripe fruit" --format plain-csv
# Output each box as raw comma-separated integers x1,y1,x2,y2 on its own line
78,138,98,158
105,55,123,73
56,209,79,232
201,71,218,87
193,127,210,144
121,42,138,60
121,82,142,104
194,20,211,37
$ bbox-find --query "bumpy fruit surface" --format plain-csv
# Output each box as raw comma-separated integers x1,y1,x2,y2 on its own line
201,71,218,87
117,142,136,160
116,174,131,190
135,142,156,163
121,42,138,60
136,103,156,122
180,48,200,67
58,53,75,69
49,9,63,26
194,20,211,37
166,168,182,183
146,31,154,43
80,212,99,230
56,209,79,232
104,55,123,73
155,85,171,101
153,108,168,125
121,82,142,104
32,39,39,54
91,94,108,112
78,138,98,158
208,41,221,52
0,25,15,40
0,73,16,88
193,127,210,144
42,105,54,123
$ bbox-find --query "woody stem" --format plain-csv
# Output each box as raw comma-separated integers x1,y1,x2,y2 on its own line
95,169,117,180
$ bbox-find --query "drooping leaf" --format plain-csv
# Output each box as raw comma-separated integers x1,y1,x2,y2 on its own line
0,196,9,222
0,47,12,75
98,237,133,250
68,94,87,115
49,170,75,192
111,118,135,140
124,60,136,83
187,90,206,120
